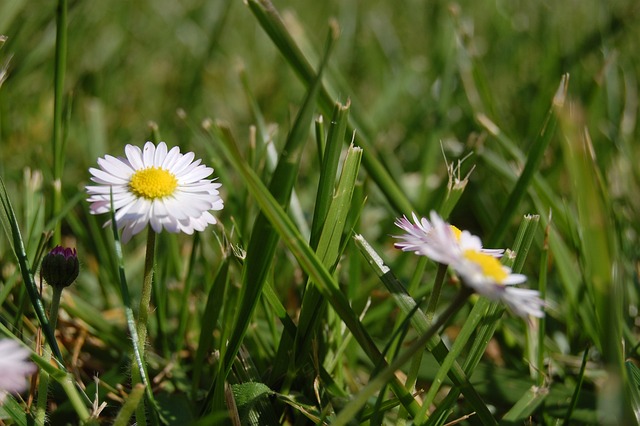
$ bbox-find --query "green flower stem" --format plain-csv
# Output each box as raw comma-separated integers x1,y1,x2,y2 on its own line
48,286,64,331
131,229,157,426
36,285,65,424
137,228,157,356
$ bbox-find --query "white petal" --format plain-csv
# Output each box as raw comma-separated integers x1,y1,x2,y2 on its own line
178,165,213,183
142,142,156,167
503,287,545,318
151,199,170,217
169,152,196,175
125,144,144,170
161,146,182,169
154,142,168,166
98,155,135,178
89,167,129,185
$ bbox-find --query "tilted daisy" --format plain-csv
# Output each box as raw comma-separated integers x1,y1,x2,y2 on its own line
0,339,37,403
394,211,544,318
86,141,224,243
394,211,502,264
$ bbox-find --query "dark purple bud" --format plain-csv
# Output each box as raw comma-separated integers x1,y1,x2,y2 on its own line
41,246,79,289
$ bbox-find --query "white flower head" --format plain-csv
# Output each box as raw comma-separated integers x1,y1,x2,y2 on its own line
394,211,502,264
86,141,224,243
0,339,37,403
394,211,544,318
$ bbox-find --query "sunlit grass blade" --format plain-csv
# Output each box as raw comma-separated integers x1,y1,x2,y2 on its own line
534,213,551,384
205,122,422,417
0,395,30,426
239,65,311,238
332,288,473,426
246,0,414,215
269,101,351,385
291,144,361,374
310,101,350,248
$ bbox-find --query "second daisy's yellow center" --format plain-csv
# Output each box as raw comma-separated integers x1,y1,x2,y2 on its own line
463,250,508,283
450,225,462,240
129,167,178,200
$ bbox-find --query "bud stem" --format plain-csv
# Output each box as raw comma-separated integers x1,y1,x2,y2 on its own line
49,286,64,331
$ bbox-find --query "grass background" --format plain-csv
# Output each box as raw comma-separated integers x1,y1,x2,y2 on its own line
1,0,640,424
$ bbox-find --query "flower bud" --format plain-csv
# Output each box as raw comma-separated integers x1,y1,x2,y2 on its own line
40,246,79,289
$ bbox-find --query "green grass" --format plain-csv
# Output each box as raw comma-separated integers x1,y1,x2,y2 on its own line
1,0,640,424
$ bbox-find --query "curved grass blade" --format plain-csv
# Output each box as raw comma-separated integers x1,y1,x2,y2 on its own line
0,176,62,362
270,103,353,385
290,144,361,377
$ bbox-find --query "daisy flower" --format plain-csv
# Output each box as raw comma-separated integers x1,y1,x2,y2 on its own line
394,211,544,318
86,141,223,243
393,211,502,264
0,339,37,403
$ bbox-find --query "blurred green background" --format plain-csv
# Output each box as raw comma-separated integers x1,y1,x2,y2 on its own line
3,0,638,180
2,0,640,423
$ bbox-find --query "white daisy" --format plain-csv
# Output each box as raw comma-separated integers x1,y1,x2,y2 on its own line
86,141,224,243
0,339,37,403
393,211,502,264
394,211,544,318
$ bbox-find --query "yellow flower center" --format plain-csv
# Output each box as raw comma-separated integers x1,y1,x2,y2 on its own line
129,167,178,200
463,250,508,283
450,225,462,240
